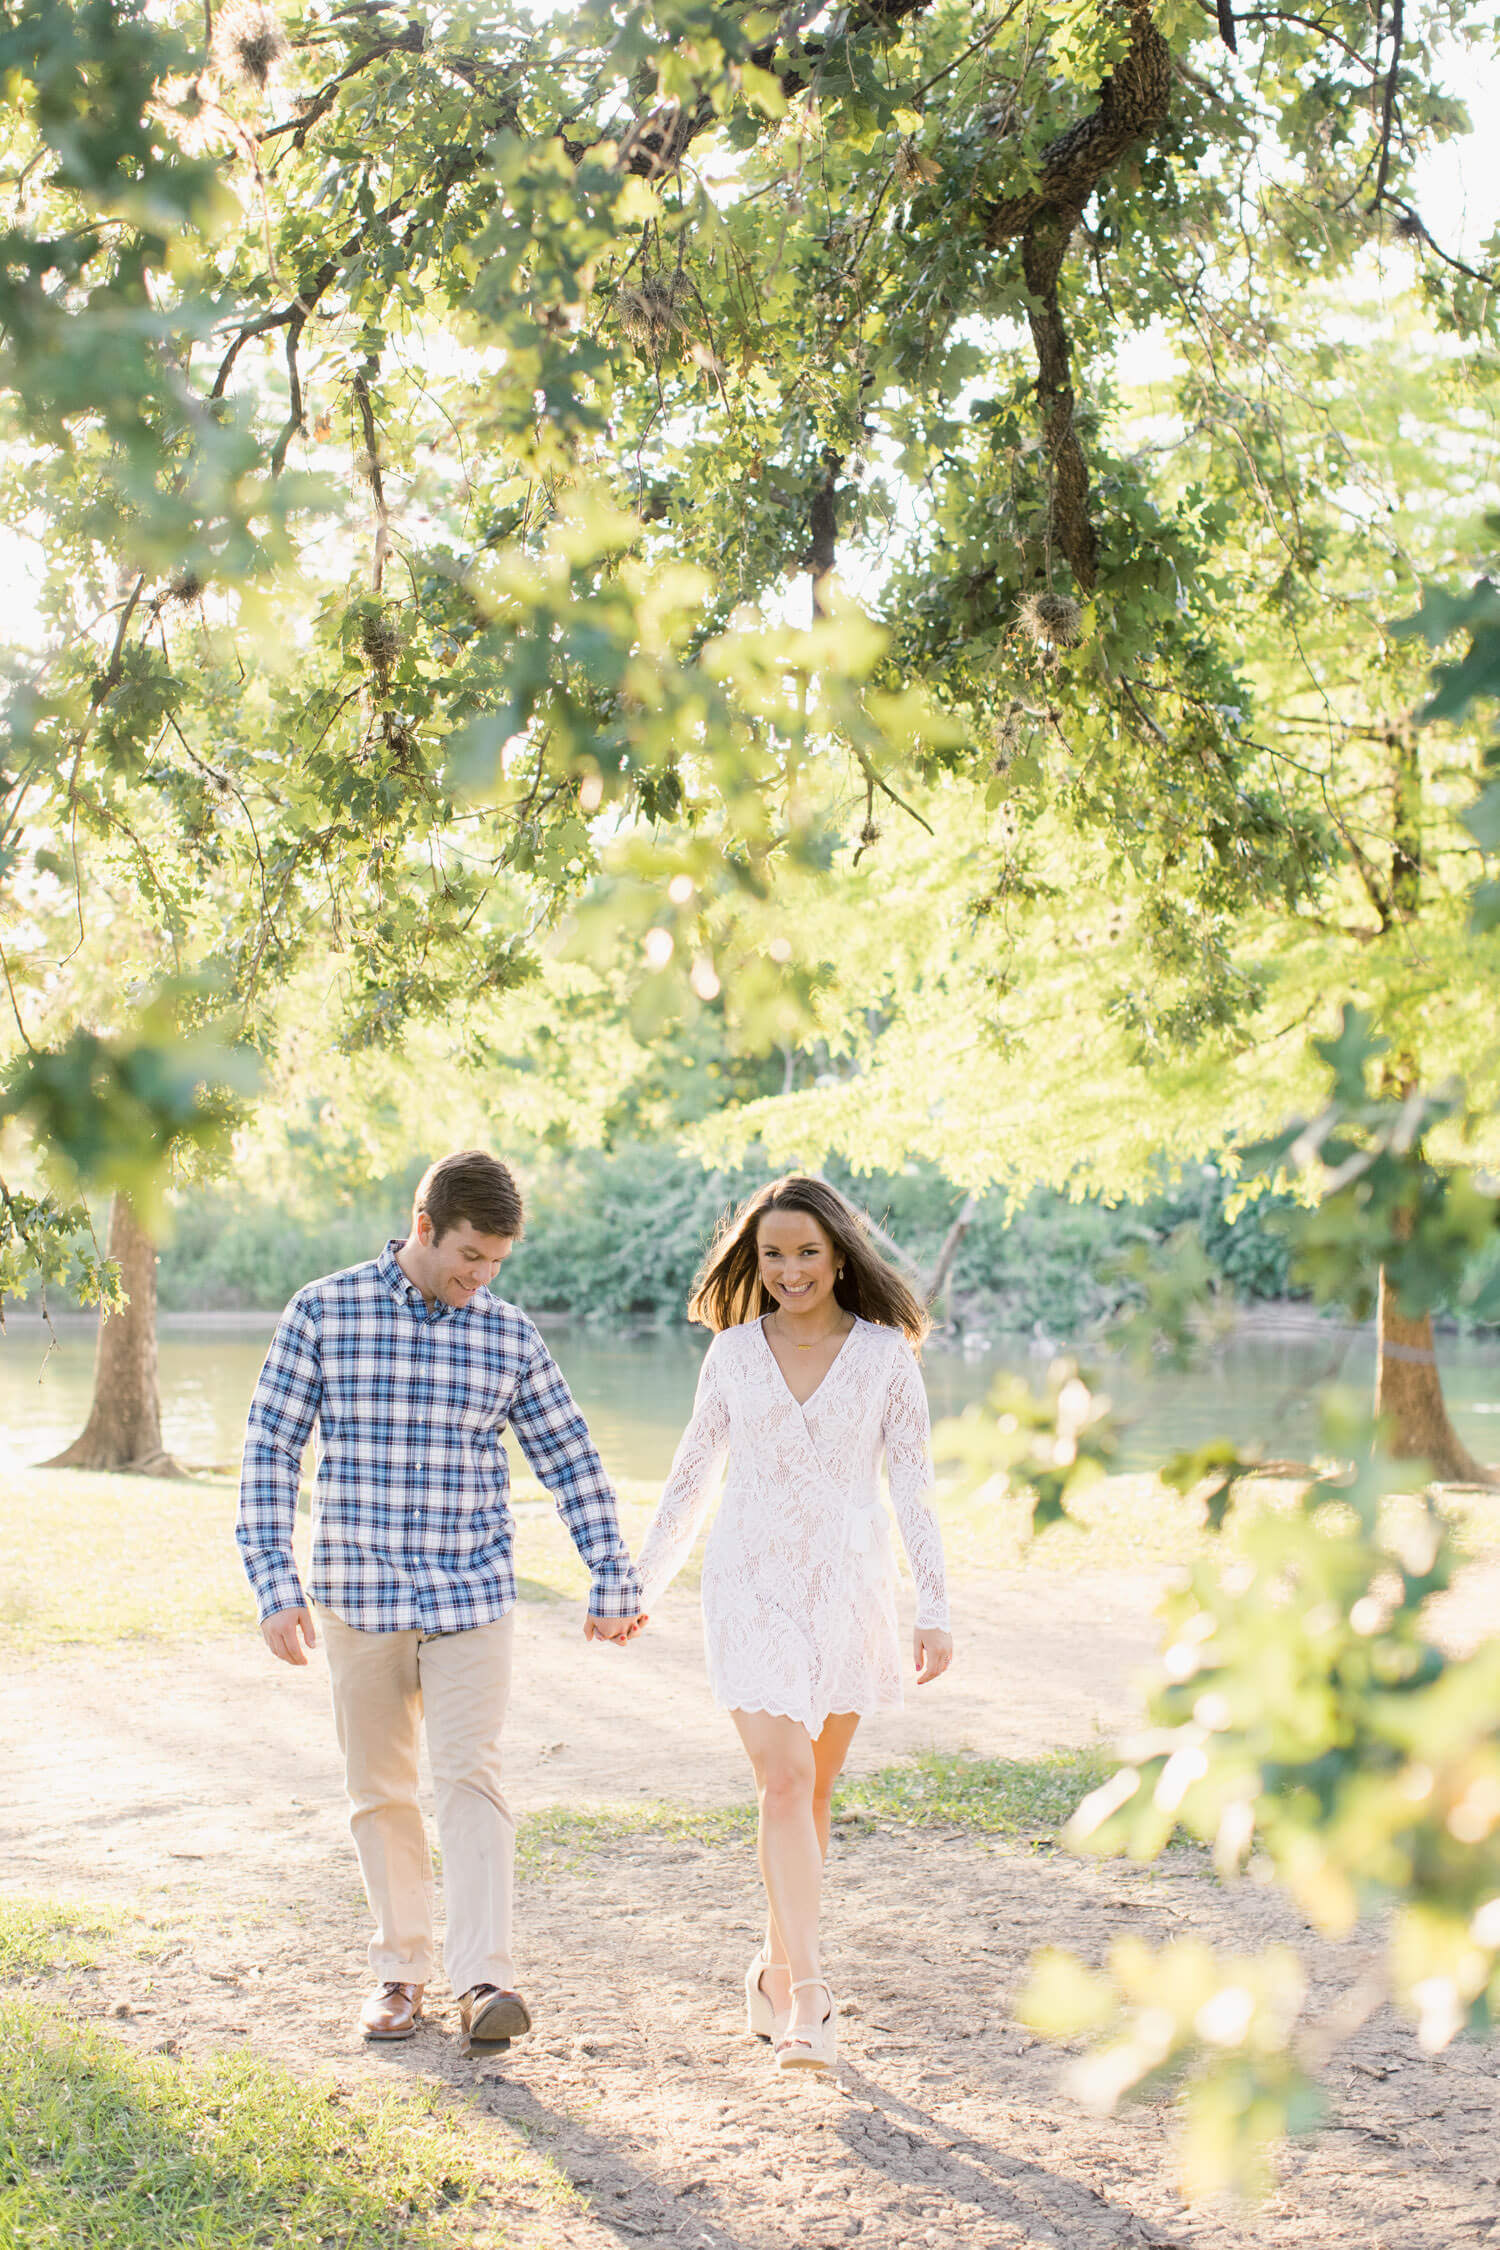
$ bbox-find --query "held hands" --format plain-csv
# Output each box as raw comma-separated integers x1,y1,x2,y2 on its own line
913,1626,953,1686
584,1611,649,1646
262,1606,317,1665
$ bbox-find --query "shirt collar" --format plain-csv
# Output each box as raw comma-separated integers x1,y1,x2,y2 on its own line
379,1239,494,1323
380,1240,435,1316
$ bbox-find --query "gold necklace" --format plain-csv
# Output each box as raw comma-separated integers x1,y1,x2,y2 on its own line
773,1311,847,1351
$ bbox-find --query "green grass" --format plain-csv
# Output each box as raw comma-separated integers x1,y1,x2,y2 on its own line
517,1799,754,1874
26,1455,1458,1653
0,1470,252,1651
935,1469,1213,1578
833,1746,1114,1840
517,1746,1114,1873
0,2001,488,2249
1437,1482,1500,1554
0,1896,121,1979
0,1469,664,1648
5,1457,1350,1654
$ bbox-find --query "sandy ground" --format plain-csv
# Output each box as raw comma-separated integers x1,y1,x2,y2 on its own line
1,1568,1160,1868
6,1570,1500,2249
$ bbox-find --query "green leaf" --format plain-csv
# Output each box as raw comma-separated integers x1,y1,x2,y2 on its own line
1311,1003,1385,1103
1462,781,1500,852
1470,879,1500,934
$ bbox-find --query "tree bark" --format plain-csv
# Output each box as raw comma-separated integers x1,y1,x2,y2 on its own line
808,450,842,620
1375,1264,1495,1486
924,1192,979,1310
1020,211,1097,592
982,0,1170,590
1389,712,1421,922
44,1194,181,1476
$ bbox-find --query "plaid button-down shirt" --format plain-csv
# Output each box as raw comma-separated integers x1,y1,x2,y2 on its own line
235,1242,642,1633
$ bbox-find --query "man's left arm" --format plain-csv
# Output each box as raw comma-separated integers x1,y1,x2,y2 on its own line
508,1334,644,1627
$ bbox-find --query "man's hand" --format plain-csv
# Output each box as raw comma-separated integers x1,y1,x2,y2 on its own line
262,1606,317,1665
914,1626,953,1685
584,1612,648,1645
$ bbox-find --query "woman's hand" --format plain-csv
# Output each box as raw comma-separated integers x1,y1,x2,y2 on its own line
913,1626,953,1685
584,1611,649,1644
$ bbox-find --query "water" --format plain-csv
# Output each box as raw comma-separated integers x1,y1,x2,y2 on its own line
5,1309,1500,1478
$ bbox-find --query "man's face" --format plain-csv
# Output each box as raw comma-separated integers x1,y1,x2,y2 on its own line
410,1215,514,1308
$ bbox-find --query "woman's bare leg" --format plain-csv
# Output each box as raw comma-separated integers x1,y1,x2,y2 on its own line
737,1709,860,2033
812,1711,861,1856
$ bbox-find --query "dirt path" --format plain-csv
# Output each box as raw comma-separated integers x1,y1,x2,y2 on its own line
7,1575,1500,2250
1,1570,1162,1882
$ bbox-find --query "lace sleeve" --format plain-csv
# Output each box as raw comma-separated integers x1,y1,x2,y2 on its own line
883,1341,950,1631
637,1336,732,1609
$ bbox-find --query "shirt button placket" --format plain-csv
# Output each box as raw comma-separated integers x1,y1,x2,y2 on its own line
413,1309,432,1613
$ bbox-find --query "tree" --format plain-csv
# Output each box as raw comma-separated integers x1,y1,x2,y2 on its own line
43,1193,178,1473
5,0,1498,1452
8,0,1496,1133
932,1025,1500,2196
0,0,945,1442
655,285,1500,1469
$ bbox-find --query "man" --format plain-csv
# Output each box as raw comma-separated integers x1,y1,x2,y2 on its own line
235,1149,645,2045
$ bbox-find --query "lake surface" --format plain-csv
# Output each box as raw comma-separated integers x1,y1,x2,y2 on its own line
5,1309,1500,1478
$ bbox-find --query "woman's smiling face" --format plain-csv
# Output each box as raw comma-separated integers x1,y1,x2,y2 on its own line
756,1206,840,1316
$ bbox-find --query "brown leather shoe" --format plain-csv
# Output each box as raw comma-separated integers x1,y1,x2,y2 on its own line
459,1984,531,2042
360,1981,424,2041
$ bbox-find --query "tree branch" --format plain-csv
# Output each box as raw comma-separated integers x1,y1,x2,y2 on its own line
1022,213,1099,592
807,449,841,619
851,744,936,835
260,32,421,145
211,306,296,399
1369,0,1403,212
984,0,1171,248
269,309,306,476
983,0,1171,593
351,364,391,592
924,1192,979,1308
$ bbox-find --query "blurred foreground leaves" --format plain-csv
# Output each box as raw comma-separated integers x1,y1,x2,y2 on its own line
938,1025,1500,2199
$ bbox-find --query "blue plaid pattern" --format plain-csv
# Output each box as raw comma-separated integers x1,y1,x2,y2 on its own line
235,1242,642,1632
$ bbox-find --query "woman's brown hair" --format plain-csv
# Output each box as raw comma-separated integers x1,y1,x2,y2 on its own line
688,1175,930,1344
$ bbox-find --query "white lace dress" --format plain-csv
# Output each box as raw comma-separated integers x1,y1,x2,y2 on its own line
636,1317,950,1735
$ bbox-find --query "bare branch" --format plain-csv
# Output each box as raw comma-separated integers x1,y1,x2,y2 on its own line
0,935,36,1052
851,744,935,835
211,306,296,399
92,575,147,708
269,309,307,476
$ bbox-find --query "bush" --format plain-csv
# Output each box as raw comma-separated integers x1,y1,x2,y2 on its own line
158,1184,414,1311
151,1145,1309,1334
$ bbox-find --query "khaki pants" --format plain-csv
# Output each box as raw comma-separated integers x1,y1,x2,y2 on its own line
320,1609,516,1996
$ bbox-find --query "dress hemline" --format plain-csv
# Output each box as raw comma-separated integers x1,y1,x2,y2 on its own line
712,1689,905,1733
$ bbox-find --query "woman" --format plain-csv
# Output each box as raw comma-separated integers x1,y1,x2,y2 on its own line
636,1176,953,2074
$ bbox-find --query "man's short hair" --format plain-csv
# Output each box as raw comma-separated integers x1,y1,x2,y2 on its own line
413,1151,524,1244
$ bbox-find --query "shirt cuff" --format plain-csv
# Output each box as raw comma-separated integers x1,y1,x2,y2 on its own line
587,1563,644,1619
252,1565,309,1623
915,1596,951,1631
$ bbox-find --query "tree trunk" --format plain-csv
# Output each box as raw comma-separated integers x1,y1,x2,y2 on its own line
924,1193,979,1310
1362,728,1490,1482
44,1194,181,1475
1375,1264,1494,1486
